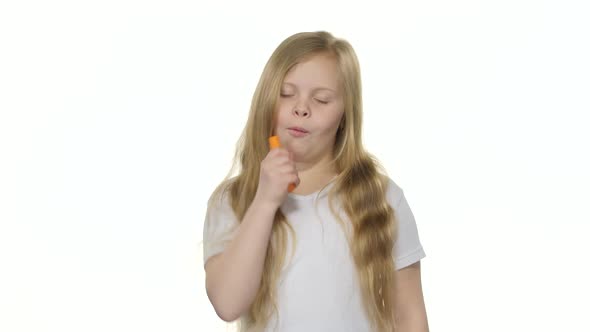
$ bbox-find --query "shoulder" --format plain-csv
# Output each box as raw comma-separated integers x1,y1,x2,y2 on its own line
206,178,235,209
383,175,404,208
203,178,240,231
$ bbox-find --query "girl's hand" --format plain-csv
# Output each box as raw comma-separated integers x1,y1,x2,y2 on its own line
255,147,300,208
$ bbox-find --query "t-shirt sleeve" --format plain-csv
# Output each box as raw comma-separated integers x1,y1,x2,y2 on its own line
202,190,240,268
387,179,426,270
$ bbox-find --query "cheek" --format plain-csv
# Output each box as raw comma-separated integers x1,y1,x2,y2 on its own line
274,106,289,125
278,99,301,118
324,108,344,131
311,118,341,141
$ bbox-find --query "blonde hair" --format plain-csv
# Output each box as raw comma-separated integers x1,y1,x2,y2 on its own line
211,31,399,332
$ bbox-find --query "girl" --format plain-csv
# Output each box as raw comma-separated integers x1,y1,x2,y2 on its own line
202,31,428,332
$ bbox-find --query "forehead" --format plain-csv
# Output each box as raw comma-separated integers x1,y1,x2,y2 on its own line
282,54,341,91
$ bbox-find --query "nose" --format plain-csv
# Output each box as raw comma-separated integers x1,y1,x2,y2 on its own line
292,101,311,118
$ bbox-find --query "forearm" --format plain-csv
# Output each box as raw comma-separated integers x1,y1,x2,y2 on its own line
205,196,278,321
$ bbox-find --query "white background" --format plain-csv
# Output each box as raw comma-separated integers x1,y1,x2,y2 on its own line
1,1,589,331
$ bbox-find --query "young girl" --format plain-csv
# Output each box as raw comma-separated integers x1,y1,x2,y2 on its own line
202,31,428,332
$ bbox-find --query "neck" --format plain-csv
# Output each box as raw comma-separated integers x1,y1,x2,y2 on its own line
292,153,339,195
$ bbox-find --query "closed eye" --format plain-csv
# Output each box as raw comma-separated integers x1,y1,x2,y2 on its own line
280,94,329,105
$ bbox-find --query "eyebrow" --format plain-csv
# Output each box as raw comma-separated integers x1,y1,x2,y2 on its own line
282,82,337,93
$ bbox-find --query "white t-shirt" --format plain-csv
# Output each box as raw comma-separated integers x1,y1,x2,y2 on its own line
202,177,426,332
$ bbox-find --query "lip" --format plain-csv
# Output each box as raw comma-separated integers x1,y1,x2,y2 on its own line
287,126,309,133
287,127,309,138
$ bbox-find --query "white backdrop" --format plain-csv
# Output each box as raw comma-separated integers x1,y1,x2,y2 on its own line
1,1,588,331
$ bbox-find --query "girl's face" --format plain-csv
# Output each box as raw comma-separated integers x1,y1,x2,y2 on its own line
273,53,345,165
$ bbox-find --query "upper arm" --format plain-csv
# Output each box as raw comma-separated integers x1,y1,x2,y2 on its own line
204,253,222,291
394,261,429,329
205,253,240,322
386,178,426,270
202,191,239,268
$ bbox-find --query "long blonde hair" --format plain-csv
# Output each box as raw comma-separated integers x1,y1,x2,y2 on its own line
211,31,399,332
